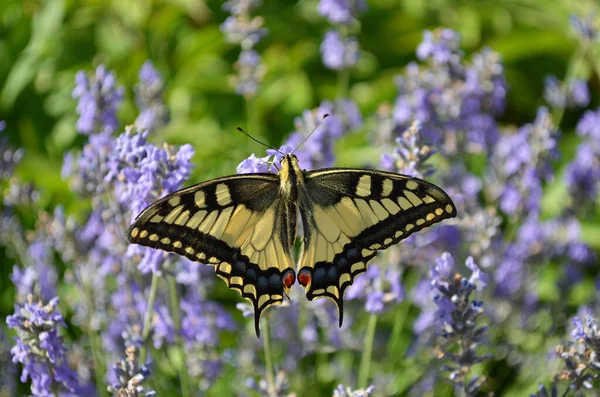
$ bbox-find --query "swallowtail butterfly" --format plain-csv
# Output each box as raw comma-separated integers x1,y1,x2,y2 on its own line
128,147,456,336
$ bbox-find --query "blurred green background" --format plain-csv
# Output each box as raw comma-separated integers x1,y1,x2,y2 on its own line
1,0,595,186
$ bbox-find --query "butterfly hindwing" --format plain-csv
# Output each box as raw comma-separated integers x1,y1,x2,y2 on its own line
297,168,457,325
128,174,296,336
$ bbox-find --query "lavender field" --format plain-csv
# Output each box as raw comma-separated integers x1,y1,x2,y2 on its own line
1,0,600,396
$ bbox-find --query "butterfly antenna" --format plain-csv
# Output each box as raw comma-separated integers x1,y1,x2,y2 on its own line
237,127,285,156
291,113,329,155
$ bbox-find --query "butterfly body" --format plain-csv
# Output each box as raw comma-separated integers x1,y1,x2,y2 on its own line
128,154,456,336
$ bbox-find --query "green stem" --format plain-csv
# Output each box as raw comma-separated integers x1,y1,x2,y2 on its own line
81,280,109,397
262,315,276,396
336,24,351,100
89,330,110,397
245,96,261,139
358,313,378,389
140,272,160,365
167,275,191,397
551,41,589,127
337,68,350,99
590,43,600,83
387,302,410,357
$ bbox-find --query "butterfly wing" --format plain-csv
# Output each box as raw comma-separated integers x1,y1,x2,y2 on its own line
297,168,456,325
128,174,296,337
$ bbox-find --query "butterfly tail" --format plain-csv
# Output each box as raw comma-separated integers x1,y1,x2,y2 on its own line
337,296,344,327
254,309,262,338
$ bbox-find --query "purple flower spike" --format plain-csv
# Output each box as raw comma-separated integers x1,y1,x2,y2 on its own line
221,0,266,97
73,65,124,135
7,296,81,396
416,29,461,65
135,61,169,133
420,253,490,394
570,14,598,40
108,346,156,397
548,314,600,391
320,30,359,71
317,0,367,24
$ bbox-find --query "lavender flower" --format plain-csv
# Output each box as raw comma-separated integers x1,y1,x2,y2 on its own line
237,152,274,174
223,0,261,15
564,107,600,210
11,239,58,302
104,126,194,274
72,65,124,135
488,107,557,218
565,144,600,205
380,121,434,177
393,31,506,155
62,131,115,196
246,370,292,397
416,29,461,65
0,122,23,181
107,346,155,397
543,75,590,109
0,122,33,261
232,49,265,97
570,14,598,41
345,264,404,314
106,126,195,216
530,383,558,397
317,0,367,25
543,75,566,108
7,296,80,396
576,107,600,140
221,0,266,97
552,315,600,390
103,273,176,353
569,79,590,107
320,30,359,71
221,16,267,48
494,215,594,302
135,61,169,133
181,289,235,348
333,384,374,397
426,253,489,395
317,0,365,71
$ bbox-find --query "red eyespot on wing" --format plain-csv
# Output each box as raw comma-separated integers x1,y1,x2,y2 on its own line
297,269,312,287
282,269,296,288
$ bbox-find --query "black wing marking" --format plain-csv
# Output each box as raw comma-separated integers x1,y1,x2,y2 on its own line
128,174,296,337
297,168,456,325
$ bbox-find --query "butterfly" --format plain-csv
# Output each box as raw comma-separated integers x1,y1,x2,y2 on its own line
128,151,456,337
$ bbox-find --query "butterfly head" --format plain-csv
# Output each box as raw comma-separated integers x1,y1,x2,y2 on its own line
279,154,302,176
280,153,298,164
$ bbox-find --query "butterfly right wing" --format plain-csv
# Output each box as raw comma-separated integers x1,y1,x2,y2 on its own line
297,168,456,326
128,174,295,336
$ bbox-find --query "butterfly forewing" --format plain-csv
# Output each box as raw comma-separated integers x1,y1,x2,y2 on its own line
297,168,456,325
128,174,296,336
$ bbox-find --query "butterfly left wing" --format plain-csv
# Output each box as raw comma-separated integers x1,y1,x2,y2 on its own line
127,174,296,337
297,168,456,325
